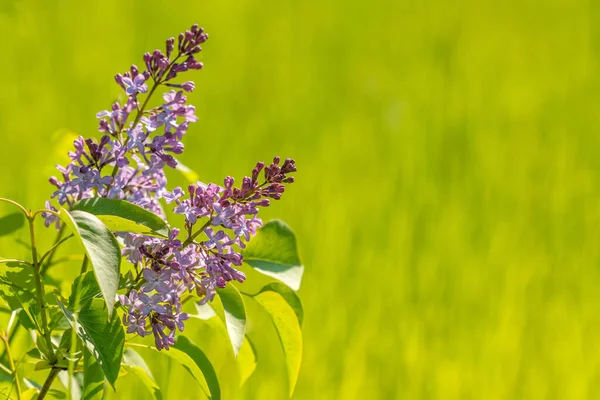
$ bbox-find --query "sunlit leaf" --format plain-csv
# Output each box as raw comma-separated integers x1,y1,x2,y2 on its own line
242,220,304,291
254,291,303,396
127,336,220,400
256,282,304,326
72,198,169,237
58,207,120,317
217,285,246,355
0,262,37,329
122,348,162,400
194,302,217,320
58,298,124,388
21,388,38,400
81,348,104,400
172,336,221,400
237,337,257,387
68,272,102,310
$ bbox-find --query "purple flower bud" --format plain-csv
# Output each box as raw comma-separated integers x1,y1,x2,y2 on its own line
166,37,175,58
182,81,195,92
187,60,203,70
115,73,125,89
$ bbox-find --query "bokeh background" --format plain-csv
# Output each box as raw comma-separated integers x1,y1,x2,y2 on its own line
1,0,600,398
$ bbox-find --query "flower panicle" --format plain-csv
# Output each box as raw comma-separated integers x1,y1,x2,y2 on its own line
43,25,298,351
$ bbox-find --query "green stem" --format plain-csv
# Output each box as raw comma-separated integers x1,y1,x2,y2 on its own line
38,234,74,267
27,217,55,361
0,319,19,364
1,331,21,399
0,197,29,217
38,368,59,400
79,254,89,275
40,225,66,275
182,219,213,247
65,255,88,396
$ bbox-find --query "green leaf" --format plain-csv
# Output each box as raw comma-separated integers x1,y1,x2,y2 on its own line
21,388,39,400
217,285,246,356
122,349,162,400
34,360,52,371
237,337,257,386
49,305,72,331
127,335,222,400
0,212,25,236
242,220,304,291
36,335,52,360
59,207,120,317
254,291,303,397
81,348,104,400
0,262,37,329
194,302,217,320
69,272,102,310
57,298,125,388
172,336,221,400
256,282,304,327
72,198,169,237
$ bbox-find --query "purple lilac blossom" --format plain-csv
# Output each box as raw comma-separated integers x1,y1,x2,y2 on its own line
44,25,297,351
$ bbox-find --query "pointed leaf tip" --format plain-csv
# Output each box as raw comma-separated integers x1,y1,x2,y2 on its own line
242,220,304,291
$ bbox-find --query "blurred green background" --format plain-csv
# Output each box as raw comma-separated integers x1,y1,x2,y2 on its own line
1,0,600,398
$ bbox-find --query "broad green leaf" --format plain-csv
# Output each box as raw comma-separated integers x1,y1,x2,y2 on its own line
237,337,257,387
72,198,169,237
254,291,303,397
194,302,217,320
242,220,304,291
81,348,104,400
127,342,212,399
256,282,304,327
55,328,80,363
0,262,37,329
0,212,25,236
217,285,246,356
48,304,70,331
69,272,102,310
21,388,38,400
59,207,120,317
57,298,125,388
122,349,162,400
36,335,52,360
172,336,221,400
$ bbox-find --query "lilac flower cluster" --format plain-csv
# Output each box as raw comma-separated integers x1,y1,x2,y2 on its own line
43,25,207,227
119,157,296,350
43,25,298,351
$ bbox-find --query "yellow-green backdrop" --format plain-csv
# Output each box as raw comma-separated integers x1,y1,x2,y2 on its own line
1,0,599,398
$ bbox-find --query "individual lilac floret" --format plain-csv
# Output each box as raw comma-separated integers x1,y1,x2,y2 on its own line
41,201,60,229
122,74,148,96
